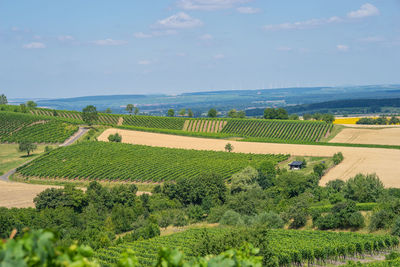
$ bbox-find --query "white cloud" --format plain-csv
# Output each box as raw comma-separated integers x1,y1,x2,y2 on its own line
92,39,127,46
134,30,177,39
177,0,251,11
138,60,152,65
214,54,225,59
22,42,46,49
347,3,379,19
336,44,349,52
155,12,203,29
177,52,187,57
58,35,75,41
264,16,342,31
199,34,213,40
236,6,261,14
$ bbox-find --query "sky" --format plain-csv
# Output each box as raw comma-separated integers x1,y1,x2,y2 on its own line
1,0,400,98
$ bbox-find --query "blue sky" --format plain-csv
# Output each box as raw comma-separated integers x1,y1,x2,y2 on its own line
1,0,399,98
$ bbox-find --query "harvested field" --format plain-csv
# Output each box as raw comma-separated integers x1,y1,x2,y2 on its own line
330,127,400,146
0,180,150,208
0,180,58,208
99,128,400,188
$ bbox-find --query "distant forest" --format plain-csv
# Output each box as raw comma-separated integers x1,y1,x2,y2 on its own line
246,98,400,116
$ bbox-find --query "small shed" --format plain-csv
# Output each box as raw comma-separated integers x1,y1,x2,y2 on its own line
288,161,304,170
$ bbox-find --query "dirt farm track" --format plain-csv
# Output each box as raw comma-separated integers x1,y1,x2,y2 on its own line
99,129,400,188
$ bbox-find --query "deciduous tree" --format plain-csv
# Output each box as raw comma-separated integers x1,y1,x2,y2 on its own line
82,105,98,125
18,141,37,156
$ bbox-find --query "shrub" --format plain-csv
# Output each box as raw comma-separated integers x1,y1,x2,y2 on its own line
219,210,244,226
333,152,344,165
108,133,122,142
391,217,400,237
343,174,384,203
207,206,229,223
251,212,284,229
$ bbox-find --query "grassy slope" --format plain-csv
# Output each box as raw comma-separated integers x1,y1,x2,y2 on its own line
0,144,53,175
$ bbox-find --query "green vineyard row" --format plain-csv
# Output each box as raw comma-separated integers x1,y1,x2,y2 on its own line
0,112,79,143
221,119,333,142
94,227,399,267
16,142,288,182
2,106,334,142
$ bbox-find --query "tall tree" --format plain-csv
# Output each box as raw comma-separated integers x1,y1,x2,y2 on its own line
208,108,217,118
82,105,98,125
167,109,175,117
188,109,194,118
0,94,7,105
105,108,112,114
179,109,186,116
19,103,28,113
134,107,139,115
227,109,237,118
26,101,37,109
18,141,37,156
126,104,134,115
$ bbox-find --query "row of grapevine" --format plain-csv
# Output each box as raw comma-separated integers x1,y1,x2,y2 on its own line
16,142,288,182
122,115,185,130
0,112,79,143
183,119,227,133
1,121,78,143
94,228,232,266
0,112,39,137
94,228,399,267
221,119,333,142
31,109,83,120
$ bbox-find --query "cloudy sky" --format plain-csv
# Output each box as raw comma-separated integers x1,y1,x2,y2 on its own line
1,0,399,98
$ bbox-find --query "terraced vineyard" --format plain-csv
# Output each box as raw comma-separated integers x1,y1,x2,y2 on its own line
221,119,333,142
16,142,288,182
183,119,227,133
0,112,79,143
122,115,185,130
31,108,83,120
94,228,399,266
31,108,120,125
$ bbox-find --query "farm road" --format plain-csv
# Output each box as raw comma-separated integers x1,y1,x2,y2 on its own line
0,127,88,208
0,127,88,182
60,127,89,146
99,129,400,188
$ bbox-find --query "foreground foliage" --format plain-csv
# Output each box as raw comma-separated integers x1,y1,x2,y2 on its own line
0,229,262,267
95,227,398,267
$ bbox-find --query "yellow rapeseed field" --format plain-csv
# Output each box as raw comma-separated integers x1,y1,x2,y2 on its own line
333,117,360,124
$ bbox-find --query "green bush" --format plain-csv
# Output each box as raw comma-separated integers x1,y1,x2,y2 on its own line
219,210,244,226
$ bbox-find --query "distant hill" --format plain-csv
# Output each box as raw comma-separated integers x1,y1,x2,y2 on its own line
15,84,400,116
247,97,400,116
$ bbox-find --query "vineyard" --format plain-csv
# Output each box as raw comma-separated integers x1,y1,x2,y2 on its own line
0,112,78,143
122,115,185,130
94,227,399,266
16,142,288,182
183,119,227,133
31,108,120,125
221,119,333,142
3,105,338,142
